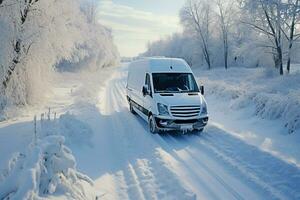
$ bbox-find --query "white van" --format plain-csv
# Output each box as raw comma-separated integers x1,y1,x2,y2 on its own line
126,57,208,133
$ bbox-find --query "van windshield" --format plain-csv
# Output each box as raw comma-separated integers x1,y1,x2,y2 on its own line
152,73,199,93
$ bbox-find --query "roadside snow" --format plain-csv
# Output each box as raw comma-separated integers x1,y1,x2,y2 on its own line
58,113,93,146
195,66,300,166
0,66,116,199
0,115,94,200
1,63,300,200
197,67,300,134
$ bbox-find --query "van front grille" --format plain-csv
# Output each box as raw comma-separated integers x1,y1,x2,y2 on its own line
170,105,201,118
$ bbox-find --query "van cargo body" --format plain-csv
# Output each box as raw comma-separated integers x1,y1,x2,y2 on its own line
126,57,208,133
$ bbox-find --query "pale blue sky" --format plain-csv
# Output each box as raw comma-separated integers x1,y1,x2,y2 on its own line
97,0,185,57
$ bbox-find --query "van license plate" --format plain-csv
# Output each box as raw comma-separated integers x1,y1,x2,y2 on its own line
181,125,193,130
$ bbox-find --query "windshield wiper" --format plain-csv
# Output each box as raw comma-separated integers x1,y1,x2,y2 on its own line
156,90,172,93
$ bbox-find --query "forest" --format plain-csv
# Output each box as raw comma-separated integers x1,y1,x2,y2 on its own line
143,0,300,73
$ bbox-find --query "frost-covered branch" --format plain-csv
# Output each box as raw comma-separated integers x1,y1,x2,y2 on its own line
216,0,236,70
283,0,300,73
1,0,39,90
180,0,212,69
0,0,119,116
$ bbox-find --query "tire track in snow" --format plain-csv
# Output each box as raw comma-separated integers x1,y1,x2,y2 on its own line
97,80,134,199
108,67,256,199
164,135,245,200
109,71,203,199
96,65,300,200
96,73,146,200
105,91,146,200
105,79,149,199
156,134,250,200
183,128,300,200
134,156,196,200
201,130,300,200
131,159,161,200
102,73,195,200
121,164,147,200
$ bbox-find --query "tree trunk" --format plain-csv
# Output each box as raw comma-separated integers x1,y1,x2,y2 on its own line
2,0,38,89
278,46,283,75
206,52,211,69
287,57,291,73
287,34,293,73
225,50,228,69
202,44,211,70
286,0,298,74
2,40,21,89
224,38,228,70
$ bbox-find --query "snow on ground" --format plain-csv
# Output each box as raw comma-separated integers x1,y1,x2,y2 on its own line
0,111,95,199
1,63,300,199
0,69,115,199
194,66,300,168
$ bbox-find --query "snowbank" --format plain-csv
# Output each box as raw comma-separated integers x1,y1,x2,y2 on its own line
0,112,95,199
195,67,300,134
40,111,94,146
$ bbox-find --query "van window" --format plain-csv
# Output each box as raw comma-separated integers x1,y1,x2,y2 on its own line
152,73,199,93
145,73,152,93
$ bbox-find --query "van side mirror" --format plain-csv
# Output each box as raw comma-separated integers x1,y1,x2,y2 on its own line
142,85,149,96
199,85,204,95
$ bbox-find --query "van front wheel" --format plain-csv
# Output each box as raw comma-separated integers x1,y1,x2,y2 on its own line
149,115,159,134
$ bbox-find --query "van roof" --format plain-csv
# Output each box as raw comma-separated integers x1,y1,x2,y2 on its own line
133,57,192,73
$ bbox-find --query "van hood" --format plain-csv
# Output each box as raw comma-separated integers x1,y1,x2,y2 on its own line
154,93,205,106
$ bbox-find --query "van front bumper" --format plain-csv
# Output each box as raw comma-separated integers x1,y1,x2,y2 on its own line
155,116,209,131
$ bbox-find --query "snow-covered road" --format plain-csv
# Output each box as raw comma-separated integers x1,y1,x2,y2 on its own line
1,64,300,199
71,64,300,200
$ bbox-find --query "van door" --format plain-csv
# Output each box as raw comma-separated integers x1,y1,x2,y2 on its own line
128,63,144,113
143,73,152,116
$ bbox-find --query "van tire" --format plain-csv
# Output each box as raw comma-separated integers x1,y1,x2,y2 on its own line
129,101,136,114
149,115,159,134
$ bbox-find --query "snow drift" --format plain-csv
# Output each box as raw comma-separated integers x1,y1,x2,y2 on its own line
0,112,95,199
41,112,93,146
0,136,94,200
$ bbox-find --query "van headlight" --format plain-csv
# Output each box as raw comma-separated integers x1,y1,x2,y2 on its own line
201,102,207,115
157,103,169,116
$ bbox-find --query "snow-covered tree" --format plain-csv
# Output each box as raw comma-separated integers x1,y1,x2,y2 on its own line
142,33,200,67
282,0,300,73
215,0,237,69
143,0,299,72
180,0,213,69
0,0,119,116
240,0,291,75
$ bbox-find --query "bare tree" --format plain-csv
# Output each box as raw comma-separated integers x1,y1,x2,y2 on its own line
282,0,300,73
241,0,286,75
180,0,212,69
216,0,235,70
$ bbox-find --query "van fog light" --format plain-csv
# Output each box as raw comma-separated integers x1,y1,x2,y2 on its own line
160,120,168,126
